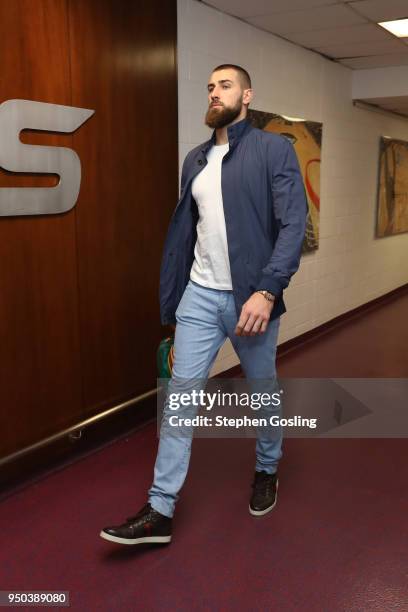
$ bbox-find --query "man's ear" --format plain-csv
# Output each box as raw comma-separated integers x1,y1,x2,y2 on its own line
243,88,253,105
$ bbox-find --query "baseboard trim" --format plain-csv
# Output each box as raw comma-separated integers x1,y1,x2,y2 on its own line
277,282,408,359
0,393,157,499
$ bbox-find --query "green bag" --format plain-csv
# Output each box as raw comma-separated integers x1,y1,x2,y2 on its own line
157,334,175,378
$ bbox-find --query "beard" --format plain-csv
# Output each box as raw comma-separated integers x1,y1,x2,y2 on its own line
205,95,243,129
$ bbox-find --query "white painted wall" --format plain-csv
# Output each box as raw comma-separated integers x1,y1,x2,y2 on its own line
352,66,408,100
177,0,408,375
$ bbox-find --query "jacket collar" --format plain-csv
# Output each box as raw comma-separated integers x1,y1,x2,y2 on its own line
200,117,251,155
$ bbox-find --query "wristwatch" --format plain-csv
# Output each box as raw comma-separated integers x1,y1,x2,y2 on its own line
256,290,275,302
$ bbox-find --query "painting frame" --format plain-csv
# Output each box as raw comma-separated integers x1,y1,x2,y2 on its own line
376,136,408,238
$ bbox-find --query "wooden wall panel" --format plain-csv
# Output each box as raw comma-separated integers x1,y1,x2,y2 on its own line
68,0,178,413
0,0,83,457
0,0,178,462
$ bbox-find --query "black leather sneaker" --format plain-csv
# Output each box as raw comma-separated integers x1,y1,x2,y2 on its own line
249,471,279,516
100,503,172,545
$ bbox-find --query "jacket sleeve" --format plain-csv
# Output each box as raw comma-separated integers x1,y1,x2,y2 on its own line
256,136,308,296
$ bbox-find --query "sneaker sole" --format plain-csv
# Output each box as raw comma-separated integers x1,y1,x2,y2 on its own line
249,479,279,516
99,531,172,545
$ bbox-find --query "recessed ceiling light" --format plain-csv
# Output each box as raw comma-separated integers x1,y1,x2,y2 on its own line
378,18,408,37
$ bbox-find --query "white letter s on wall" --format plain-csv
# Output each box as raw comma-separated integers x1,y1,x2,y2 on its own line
0,99,94,216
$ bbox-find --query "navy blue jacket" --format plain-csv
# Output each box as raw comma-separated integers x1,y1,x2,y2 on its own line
159,118,307,326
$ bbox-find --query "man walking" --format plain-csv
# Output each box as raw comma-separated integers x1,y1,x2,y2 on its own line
101,64,307,545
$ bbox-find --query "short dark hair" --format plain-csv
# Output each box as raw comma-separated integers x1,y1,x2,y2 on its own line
212,64,251,89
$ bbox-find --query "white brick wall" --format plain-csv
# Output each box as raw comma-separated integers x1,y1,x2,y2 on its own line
177,0,408,375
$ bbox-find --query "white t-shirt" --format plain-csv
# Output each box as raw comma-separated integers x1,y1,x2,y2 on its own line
190,143,232,289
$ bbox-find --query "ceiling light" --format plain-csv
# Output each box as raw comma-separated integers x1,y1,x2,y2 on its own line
281,115,306,122
378,19,408,37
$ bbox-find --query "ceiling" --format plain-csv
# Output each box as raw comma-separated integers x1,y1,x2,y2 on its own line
203,0,408,70
203,0,408,117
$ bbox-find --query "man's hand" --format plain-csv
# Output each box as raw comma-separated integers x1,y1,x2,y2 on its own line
235,293,274,336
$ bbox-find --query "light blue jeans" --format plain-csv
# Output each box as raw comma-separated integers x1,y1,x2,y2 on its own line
148,280,282,517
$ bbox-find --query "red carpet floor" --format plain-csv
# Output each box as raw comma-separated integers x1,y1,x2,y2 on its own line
1,291,408,610
0,427,407,610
